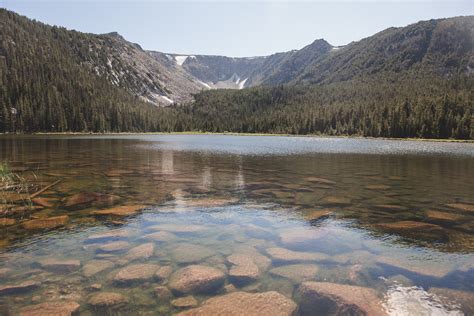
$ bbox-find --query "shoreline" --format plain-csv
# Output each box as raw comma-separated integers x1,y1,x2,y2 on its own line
0,132,473,143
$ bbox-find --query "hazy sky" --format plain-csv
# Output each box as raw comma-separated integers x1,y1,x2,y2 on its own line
1,0,472,57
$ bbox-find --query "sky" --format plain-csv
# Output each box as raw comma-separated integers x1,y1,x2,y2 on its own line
1,0,472,57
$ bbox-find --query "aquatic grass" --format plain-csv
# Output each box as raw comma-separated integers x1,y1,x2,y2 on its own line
0,162,34,214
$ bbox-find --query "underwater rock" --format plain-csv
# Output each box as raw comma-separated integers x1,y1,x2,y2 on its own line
321,196,351,206
279,228,327,249
23,215,69,230
171,296,198,308
297,281,386,316
425,210,463,224
0,217,16,226
302,209,332,222
305,177,336,185
0,280,40,296
123,243,154,262
82,260,114,277
183,197,238,208
269,264,319,284
376,256,453,278
112,264,160,285
227,254,261,286
373,221,447,240
266,247,329,263
19,301,80,316
92,205,146,217
37,259,81,273
169,265,225,295
64,192,120,208
364,185,391,190
445,203,474,213
97,241,130,253
171,244,214,264
148,224,207,235
88,292,128,308
176,291,297,316
155,265,173,282
155,286,172,300
85,230,129,243
31,197,55,208
142,231,177,242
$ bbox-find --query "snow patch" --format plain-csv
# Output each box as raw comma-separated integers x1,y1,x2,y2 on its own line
160,95,174,104
238,78,248,89
175,55,189,66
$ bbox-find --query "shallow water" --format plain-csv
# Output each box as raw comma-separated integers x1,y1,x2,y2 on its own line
0,135,473,315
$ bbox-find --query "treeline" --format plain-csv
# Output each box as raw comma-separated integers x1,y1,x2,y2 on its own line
171,73,473,139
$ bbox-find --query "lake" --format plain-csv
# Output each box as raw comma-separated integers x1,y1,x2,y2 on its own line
0,135,473,315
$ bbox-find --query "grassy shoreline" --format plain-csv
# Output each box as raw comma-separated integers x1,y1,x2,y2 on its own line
0,132,473,143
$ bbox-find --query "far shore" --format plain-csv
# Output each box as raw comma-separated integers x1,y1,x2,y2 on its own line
0,132,473,143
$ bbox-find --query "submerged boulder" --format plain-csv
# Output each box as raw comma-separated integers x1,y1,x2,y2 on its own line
176,291,297,316
0,280,40,296
88,292,128,308
112,264,160,285
37,258,81,273
171,244,214,264
19,301,80,316
227,254,261,286
269,264,319,284
169,265,225,295
297,281,386,315
92,205,146,217
266,247,329,263
23,215,69,230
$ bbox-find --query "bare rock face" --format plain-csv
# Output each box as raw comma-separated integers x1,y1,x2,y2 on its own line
88,292,128,308
266,247,329,263
37,259,81,274
23,215,69,230
269,264,318,284
112,264,160,285
297,281,387,316
0,280,40,296
169,265,225,295
19,301,80,316
176,291,297,316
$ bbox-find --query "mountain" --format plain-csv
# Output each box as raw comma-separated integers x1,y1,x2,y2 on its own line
0,8,472,138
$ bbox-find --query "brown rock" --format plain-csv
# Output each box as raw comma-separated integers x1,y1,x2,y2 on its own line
172,244,214,264
270,264,318,284
82,260,114,277
445,203,474,213
176,291,297,316
19,301,80,316
172,296,198,308
123,243,154,261
112,264,160,285
0,217,16,226
155,265,173,282
365,185,391,190
88,292,128,308
64,192,120,208
23,215,69,230
155,286,172,300
297,281,386,315
373,221,447,240
266,247,329,263
227,254,261,286
31,197,55,208
37,259,81,273
0,268,11,278
322,196,351,206
305,177,336,185
373,204,407,211
0,281,40,296
92,205,146,217
169,265,225,295
184,197,238,207
425,210,463,223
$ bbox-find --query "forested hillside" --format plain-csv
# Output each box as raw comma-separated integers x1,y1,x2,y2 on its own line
0,8,472,138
